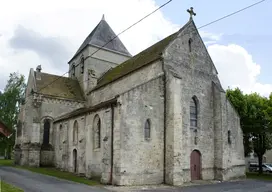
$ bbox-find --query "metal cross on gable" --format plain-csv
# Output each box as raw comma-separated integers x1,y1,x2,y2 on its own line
187,7,196,20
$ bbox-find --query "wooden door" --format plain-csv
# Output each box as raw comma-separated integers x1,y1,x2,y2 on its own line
190,150,201,180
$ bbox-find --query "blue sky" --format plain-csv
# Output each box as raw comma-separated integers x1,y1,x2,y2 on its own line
0,0,271,95
156,0,272,84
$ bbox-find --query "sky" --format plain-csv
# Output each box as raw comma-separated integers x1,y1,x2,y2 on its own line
0,0,271,96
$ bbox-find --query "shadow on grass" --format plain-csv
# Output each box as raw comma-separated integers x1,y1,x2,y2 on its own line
246,172,272,181
0,159,100,186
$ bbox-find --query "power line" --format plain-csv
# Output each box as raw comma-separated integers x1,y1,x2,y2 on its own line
75,0,267,86
24,0,267,103
35,0,173,94
23,0,173,105
198,0,266,29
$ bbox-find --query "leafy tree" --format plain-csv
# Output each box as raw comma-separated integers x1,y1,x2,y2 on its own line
227,88,272,174
0,72,26,159
246,93,272,174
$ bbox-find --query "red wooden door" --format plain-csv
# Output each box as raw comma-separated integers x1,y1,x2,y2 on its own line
190,150,201,180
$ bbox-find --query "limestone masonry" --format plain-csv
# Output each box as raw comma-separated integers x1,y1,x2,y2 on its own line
14,14,245,186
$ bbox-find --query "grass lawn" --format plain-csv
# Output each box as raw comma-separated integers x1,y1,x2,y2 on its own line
246,172,272,181
0,159,13,166
0,159,99,186
1,181,23,192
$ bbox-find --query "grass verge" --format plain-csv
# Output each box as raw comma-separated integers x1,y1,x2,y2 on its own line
246,172,272,181
1,181,23,192
0,159,99,186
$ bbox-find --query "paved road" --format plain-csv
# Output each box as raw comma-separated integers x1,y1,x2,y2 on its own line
1,166,272,192
0,166,109,192
140,180,272,192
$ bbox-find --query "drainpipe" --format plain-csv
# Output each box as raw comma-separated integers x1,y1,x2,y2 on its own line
161,57,167,184
110,103,115,185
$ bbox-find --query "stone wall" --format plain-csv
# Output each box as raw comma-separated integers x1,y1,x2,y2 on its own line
69,45,131,94
54,114,87,175
89,60,163,106
163,21,219,185
115,76,165,185
85,107,112,182
162,20,245,184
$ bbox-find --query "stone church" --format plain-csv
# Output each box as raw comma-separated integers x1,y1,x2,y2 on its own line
14,10,245,186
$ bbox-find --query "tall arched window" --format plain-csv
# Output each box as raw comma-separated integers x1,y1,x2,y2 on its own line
190,97,198,127
93,115,101,149
80,57,84,74
188,38,192,52
73,120,78,144
43,119,50,145
144,119,151,140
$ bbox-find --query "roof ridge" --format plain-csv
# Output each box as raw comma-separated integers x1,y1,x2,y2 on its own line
91,30,179,92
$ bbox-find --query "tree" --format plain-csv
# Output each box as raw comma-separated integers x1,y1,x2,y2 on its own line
227,88,272,174
0,72,26,159
246,93,272,174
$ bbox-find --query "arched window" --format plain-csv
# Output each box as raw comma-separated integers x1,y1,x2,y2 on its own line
144,119,151,140
43,119,50,145
93,115,101,149
189,38,192,52
73,120,78,144
190,97,198,127
80,57,84,74
72,64,76,77
59,124,63,146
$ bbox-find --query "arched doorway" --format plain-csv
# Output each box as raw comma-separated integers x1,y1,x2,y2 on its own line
73,149,77,173
190,150,201,180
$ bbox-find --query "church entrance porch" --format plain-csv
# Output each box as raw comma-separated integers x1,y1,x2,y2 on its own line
73,149,77,173
190,150,202,181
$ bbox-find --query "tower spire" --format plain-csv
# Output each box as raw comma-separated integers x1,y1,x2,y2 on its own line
102,14,105,21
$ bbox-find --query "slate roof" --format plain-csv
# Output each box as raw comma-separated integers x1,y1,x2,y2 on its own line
69,16,131,63
34,72,85,101
94,32,178,89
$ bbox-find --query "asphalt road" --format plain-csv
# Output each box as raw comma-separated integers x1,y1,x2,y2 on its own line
1,166,272,192
140,180,272,192
0,166,109,192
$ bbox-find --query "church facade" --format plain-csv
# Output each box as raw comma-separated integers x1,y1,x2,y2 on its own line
14,13,246,186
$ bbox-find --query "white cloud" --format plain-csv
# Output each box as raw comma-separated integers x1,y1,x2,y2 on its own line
0,0,179,89
208,44,272,97
0,0,270,97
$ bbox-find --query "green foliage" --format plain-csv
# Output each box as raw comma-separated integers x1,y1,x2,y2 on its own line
227,88,272,174
0,72,26,159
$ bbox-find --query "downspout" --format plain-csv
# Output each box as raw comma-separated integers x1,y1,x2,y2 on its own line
110,103,115,184
161,56,167,184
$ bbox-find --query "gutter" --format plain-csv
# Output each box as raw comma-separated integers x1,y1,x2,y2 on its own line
54,96,118,123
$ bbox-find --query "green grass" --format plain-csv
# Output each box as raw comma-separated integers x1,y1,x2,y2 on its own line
246,172,272,181
0,159,99,186
0,159,13,166
1,181,23,192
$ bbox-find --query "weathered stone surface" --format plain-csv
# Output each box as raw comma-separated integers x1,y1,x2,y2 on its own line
15,18,245,187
